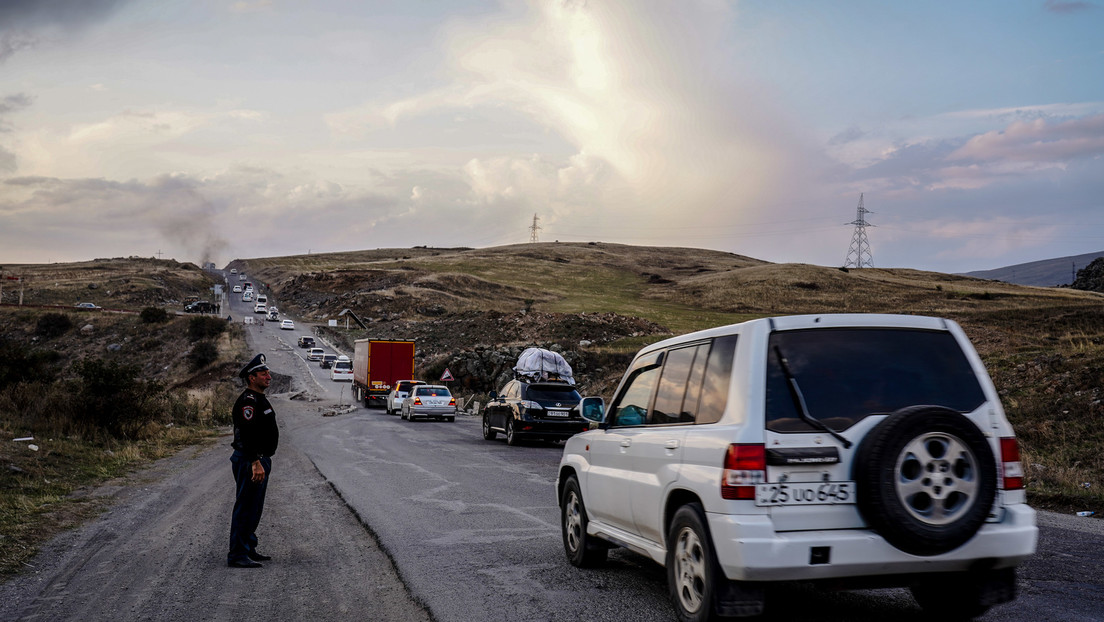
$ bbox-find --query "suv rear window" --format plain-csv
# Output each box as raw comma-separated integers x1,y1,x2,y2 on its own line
523,384,582,404
765,328,986,432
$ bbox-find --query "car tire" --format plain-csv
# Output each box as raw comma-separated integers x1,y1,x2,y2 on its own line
506,418,520,446
482,414,496,440
853,405,998,556
667,503,722,622
561,476,607,568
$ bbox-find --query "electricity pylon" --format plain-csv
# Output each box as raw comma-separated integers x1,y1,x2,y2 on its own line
843,194,874,268
529,213,542,243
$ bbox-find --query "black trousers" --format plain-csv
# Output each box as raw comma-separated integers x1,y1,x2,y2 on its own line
228,451,271,562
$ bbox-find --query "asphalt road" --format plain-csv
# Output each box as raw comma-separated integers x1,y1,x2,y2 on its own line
1,276,1102,621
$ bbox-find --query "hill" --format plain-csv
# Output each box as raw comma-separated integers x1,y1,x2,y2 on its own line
961,250,1104,287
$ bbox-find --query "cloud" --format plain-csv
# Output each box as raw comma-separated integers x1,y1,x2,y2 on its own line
948,113,1104,164
1044,0,1095,14
0,0,130,63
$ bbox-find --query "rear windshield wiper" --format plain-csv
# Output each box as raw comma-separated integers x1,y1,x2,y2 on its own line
772,345,852,449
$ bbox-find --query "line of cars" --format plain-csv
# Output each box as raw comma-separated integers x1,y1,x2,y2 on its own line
383,380,457,421
355,315,1037,620
299,336,352,382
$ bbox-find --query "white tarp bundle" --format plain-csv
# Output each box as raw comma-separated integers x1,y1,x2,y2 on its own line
513,347,575,385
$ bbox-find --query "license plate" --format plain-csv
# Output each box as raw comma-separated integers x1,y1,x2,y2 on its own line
545,411,569,418
755,481,855,506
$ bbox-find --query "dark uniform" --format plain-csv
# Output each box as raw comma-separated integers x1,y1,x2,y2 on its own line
228,354,279,567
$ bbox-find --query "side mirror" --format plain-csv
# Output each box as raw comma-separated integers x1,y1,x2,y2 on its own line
579,396,605,422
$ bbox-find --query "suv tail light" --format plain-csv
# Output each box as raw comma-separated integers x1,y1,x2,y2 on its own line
1000,437,1024,490
448,397,456,406
722,444,765,500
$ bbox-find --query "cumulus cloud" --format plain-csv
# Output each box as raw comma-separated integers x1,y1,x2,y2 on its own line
948,113,1104,164
327,0,816,242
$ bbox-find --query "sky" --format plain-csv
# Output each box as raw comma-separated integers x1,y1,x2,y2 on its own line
1,0,1102,273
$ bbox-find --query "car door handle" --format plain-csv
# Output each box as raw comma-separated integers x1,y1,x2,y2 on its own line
620,439,632,448
665,440,680,449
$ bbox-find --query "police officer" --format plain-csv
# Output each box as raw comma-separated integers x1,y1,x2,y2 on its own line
228,353,279,568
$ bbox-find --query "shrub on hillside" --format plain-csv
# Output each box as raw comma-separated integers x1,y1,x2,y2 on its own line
188,316,226,341
72,358,167,438
1071,257,1104,292
35,312,73,338
140,306,171,323
188,339,219,370
0,338,62,389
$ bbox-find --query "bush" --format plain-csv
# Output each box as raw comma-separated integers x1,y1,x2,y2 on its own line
188,316,226,341
188,339,219,370
35,313,73,338
72,358,167,438
140,307,171,323
0,338,61,389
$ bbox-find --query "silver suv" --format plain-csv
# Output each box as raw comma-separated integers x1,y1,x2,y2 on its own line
557,314,1037,620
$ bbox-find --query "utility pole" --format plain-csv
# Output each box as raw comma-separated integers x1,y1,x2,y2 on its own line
843,194,875,268
529,213,542,243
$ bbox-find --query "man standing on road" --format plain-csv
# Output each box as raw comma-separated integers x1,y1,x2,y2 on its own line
228,353,279,568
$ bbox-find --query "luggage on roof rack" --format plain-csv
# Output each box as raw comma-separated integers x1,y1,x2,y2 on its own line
513,347,574,385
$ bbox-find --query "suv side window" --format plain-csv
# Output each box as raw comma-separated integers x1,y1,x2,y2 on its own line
695,335,738,425
609,351,664,427
650,343,707,425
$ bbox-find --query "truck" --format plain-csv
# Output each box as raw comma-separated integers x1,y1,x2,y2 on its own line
353,339,416,409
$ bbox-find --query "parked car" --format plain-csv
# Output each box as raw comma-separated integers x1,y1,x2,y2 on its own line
319,354,338,368
385,380,426,416
483,380,584,445
184,301,216,313
557,314,1037,620
297,336,316,348
307,347,325,362
401,385,456,422
280,319,294,330
74,302,102,310
330,356,353,382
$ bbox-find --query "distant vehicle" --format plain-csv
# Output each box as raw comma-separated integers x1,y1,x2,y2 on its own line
352,339,416,409
400,385,456,422
184,301,216,313
257,294,268,305
230,268,237,274
319,354,338,369
232,285,242,293
307,347,325,362
242,291,253,303
386,380,426,416
253,303,266,314
239,274,246,281
74,302,102,310
330,356,353,382
297,336,316,348
280,319,294,331
266,308,279,321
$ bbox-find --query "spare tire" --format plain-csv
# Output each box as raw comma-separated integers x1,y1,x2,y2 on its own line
853,405,997,556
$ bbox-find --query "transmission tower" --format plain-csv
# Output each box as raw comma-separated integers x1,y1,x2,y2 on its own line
843,193,874,268
528,213,542,243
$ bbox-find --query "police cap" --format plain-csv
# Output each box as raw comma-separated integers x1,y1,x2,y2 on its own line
239,353,269,378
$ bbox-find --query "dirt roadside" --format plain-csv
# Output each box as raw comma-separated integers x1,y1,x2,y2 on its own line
0,397,432,622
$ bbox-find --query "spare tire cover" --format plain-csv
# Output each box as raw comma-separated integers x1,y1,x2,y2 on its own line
853,405,997,556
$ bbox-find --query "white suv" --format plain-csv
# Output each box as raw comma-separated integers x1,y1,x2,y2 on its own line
557,314,1037,620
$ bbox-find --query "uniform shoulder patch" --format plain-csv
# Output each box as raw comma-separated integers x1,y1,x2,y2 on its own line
243,406,254,421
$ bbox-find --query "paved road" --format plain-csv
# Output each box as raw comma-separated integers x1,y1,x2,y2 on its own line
1,275,1102,621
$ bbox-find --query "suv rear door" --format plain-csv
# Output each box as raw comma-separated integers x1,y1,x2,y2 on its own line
762,323,991,532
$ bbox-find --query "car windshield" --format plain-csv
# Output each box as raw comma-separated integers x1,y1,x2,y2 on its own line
525,384,581,403
334,361,352,370
765,328,987,432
